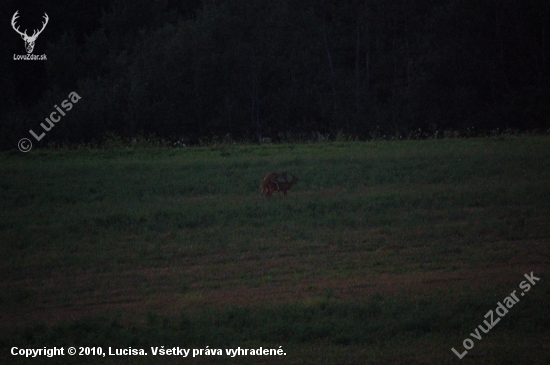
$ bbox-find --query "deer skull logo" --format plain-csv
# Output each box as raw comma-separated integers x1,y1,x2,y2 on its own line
11,11,49,54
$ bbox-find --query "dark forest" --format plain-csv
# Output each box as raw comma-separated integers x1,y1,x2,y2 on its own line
2,0,549,148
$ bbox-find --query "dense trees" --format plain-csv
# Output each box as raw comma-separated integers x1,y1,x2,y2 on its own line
2,0,549,148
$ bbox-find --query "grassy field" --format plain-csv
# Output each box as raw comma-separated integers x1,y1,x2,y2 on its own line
1,136,549,364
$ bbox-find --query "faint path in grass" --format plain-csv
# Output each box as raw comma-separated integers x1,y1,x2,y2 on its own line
2,255,547,331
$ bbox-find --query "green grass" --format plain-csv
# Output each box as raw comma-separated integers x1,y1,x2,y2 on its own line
1,136,549,364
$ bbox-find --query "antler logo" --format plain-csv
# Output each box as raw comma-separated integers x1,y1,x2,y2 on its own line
11,10,49,54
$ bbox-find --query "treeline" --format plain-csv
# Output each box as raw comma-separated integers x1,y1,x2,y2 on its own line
2,0,549,148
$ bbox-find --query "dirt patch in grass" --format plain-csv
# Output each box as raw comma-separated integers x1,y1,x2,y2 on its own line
2,256,546,331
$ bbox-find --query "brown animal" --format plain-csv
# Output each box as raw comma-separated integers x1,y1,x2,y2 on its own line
260,172,288,197
265,174,298,198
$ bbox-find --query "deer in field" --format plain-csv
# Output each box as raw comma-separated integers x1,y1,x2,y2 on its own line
260,171,288,197
264,173,299,198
